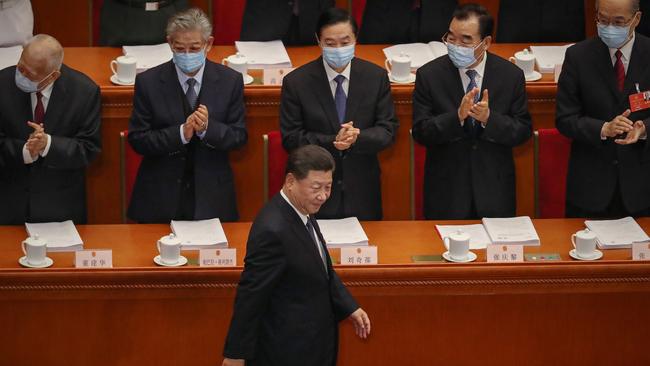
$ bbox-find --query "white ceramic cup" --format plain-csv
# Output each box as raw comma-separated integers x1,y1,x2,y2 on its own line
22,235,47,266
157,234,182,265
444,231,471,260
385,53,411,81
571,229,598,258
509,49,536,78
110,55,137,84
222,53,249,75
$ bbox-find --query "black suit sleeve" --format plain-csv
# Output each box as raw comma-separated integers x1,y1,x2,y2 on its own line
201,74,247,151
329,269,359,321
480,71,532,147
223,228,286,360
0,133,26,168
350,72,399,154
44,85,102,169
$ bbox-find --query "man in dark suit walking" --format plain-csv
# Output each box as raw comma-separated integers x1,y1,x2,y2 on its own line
0,34,101,224
280,8,398,220
222,144,370,366
412,3,532,219
556,0,650,218
128,8,247,223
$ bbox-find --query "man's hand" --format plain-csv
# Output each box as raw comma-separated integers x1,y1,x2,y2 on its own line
616,120,646,145
334,122,360,151
347,308,371,339
26,121,47,158
221,358,245,366
603,109,634,138
458,87,480,122
193,104,209,133
468,89,490,124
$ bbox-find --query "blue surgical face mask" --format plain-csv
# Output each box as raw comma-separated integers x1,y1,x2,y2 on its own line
173,48,206,74
15,68,51,93
597,23,631,49
322,44,355,69
447,40,483,69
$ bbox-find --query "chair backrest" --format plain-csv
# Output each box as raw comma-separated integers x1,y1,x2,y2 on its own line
410,129,426,220
119,130,143,223
263,131,288,202
351,0,367,28
92,0,103,46
534,128,572,218
212,0,246,45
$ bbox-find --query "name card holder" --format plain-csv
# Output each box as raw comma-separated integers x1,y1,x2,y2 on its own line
75,250,113,268
340,246,378,265
487,245,524,263
199,248,237,267
632,243,650,261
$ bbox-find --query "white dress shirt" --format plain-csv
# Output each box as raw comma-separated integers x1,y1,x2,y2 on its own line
280,189,327,271
458,51,487,127
22,80,53,164
323,57,351,98
174,62,207,144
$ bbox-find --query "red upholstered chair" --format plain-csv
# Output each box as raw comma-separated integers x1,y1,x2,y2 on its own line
212,0,246,45
351,0,367,28
534,128,572,218
263,131,288,202
119,130,143,223
92,0,104,45
410,129,426,220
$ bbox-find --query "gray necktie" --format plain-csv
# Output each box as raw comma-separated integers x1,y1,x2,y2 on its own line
465,69,480,131
185,78,197,110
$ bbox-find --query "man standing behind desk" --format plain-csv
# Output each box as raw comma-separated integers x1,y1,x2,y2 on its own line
222,145,370,366
0,34,101,225
412,3,532,220
556,0,650,218
280,8,398,220
128,8,247,223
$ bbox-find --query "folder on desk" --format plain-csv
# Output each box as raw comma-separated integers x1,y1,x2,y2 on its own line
529,45,573,73
235,40,292,69
317,217,369,248
25,221,84,252
382,42,447,69
0,46,22,70
482,216,541,246
122,43,173,72
585,217,650,249
171,218,228,250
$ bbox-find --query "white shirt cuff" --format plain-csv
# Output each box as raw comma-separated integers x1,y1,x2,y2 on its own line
180,124,190,145
197,130,207,140
40,134,52,157
22,143,37,164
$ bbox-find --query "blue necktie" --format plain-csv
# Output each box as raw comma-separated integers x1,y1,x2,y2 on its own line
334,74,347,124
465,69,479,129
186,78,198,110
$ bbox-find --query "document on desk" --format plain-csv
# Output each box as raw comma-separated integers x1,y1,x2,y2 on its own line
529,44,573,73
171,218,228,250
482,216,540,246
235,40,292,69
585,216,650,249
0,46,22,70
317,217,369,247
25,221,84,252
382,41,447,69
122,43,173,72
435,224,491,249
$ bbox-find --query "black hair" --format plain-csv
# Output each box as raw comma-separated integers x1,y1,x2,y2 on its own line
285,145,335,180
315,7,358,39
452,3,494,39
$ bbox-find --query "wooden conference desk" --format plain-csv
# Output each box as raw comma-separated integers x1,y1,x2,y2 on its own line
1,219,649,366
65,44,558,224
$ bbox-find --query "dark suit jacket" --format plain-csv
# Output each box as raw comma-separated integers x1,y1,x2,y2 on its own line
240,0,333,45
412,53,532,219
358,0,457,44
127,60,247,223
0,65,101,225
280,57,399,220
496,0,585,43
556,34,650,214
223,193,359,366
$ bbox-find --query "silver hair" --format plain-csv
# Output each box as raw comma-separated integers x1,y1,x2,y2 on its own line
23,34,64,71
595,0,640,13
166,8,213,41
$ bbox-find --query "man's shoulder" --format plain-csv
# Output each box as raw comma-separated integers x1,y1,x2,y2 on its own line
60,64,99,92
283,58,322,84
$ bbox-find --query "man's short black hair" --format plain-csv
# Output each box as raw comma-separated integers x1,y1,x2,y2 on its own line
315,7,358,39
452,3,494,39
285,145,335,180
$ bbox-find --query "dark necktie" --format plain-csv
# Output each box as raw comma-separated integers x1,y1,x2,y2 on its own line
334,74,346,124
614,50,625,92
185,78,198,110
465,69,480,129
305,218,328,272
34,91,44,123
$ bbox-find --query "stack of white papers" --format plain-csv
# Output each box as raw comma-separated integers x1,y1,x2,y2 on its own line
585,217,650,249
529,44,573,73
435,224,492,250
171,218,228,250
122,43,173,72
0,46,22,70
382,42,447,69
482,216,540,246
235,40,292,69
317,217,368,247
25,221,84,252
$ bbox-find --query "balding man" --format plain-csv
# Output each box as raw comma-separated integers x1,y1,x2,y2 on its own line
556,0,650,218
0,34,101,225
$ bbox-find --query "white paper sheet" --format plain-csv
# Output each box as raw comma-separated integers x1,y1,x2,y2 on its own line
482,216,540,246
436,224,491,249
317,217,369,247
382,41,447,69
0,46,22,70
25,221,83,252
171,218,228,250
529,44,573,73
122,43,173,72
235,40,292,69
585,216,650,249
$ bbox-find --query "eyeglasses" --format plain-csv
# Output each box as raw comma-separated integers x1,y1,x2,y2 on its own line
441,32,483,48
596,13,637,27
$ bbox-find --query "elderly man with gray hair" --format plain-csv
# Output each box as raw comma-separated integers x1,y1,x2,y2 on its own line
0,34,102,225
127,8,247,223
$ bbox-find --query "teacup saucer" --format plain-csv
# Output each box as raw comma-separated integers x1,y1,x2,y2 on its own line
18,256,53,268
569,249,603,261
110,74,135,86
243,74,254,85
525,71,542,82
389,72,416,84
154,255,188,267
442,251,477,263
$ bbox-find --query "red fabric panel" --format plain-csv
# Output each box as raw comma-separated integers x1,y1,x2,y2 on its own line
351,0,367,28
212,0,246,45
92,0,103,46
414,141,426,220
121,130,143,209
267,131,288,199
537,128,571,218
